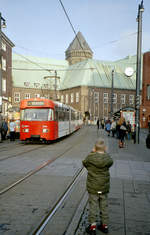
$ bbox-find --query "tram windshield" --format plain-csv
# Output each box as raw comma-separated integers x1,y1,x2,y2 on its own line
20,108,54,121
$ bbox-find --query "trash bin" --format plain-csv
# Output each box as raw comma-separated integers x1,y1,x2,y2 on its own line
146,133,150,149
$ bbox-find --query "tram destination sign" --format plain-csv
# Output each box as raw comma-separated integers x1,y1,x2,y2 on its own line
28,101,44,106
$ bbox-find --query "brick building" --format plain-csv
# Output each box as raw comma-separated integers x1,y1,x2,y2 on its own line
11,31,144,123
1,32,14,117
140,51,150,128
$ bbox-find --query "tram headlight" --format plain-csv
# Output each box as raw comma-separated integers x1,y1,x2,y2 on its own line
43,129,48,133
24,128,29,133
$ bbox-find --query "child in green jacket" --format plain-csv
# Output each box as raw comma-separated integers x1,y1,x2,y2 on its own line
82,139,113,235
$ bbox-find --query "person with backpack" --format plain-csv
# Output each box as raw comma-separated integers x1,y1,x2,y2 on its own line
126,121,131,140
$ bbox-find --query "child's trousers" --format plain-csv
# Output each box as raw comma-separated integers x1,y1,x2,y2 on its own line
88,192,109,225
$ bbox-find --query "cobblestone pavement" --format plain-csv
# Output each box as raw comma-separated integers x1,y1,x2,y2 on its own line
75,128,150,235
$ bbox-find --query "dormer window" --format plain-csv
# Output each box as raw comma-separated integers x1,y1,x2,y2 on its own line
24,82,30,87
34,83,40,88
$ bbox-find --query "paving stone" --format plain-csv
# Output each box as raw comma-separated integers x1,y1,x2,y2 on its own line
74,128,150,235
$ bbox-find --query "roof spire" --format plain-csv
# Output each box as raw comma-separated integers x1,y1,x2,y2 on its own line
65,31,93,65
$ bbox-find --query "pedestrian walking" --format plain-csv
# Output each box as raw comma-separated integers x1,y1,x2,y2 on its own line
118,117,127,148
105,120,111,136
110,119,116,137
1,118,8,140
9,119,16,141
82,139,113,234
97,119,100,129
126,121,131,140
115,119,120,139
101,119,104,129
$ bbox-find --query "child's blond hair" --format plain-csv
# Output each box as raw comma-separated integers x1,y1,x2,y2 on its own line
95,139,106,152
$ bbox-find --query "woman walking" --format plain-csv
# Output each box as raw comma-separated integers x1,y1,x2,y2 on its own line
118,117,127,148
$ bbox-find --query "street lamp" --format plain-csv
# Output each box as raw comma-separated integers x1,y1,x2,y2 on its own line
135,0,144,144
0,13,6,114
110,68,115,119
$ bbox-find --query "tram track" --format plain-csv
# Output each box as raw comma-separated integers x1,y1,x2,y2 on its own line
0,128,88,196
0,144,47,162
0,126,97,235
32,167,85,235
0,129,83,163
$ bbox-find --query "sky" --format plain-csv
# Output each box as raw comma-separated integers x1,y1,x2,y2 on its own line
1,0,150,62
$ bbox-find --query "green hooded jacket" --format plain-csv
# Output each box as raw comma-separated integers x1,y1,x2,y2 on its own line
82,152,113,194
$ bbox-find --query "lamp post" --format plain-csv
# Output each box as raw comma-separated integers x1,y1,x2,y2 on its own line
135,0,144,144
110,69,114,118
0,13,6,114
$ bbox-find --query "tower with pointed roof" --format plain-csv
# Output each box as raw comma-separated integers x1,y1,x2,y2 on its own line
65,31,93,65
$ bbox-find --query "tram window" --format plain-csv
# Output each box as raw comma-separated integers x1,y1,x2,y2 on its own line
71,111,75,120
66,111,69,120
20,108,52,121
48,109,54,121
54,110,58,121
59,111,64,121
62,112,65,121
58,111,61,121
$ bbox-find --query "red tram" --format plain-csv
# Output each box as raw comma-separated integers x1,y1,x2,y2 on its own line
20,98,83,142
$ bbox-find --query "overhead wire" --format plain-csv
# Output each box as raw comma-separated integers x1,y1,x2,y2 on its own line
59,0,100,89
11,67,95,71
12,1,137,93
13,50,52,73
14,31,138,61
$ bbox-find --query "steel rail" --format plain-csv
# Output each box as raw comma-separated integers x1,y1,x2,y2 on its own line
0,142,82,196
32,167,85,235
0,144,46,162
0,128,88,195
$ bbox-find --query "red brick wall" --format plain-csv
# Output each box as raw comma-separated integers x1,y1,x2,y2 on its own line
140,52,150,128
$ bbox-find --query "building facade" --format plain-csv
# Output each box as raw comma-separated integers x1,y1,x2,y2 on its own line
0,32,14,117
140,51,150,128
11,31,147,125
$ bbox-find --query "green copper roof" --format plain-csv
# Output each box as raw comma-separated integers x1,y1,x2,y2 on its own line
12,53,68,89
60,56,138,90
12,53,141,91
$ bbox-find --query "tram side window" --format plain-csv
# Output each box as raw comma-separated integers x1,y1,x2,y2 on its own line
76,112,79,120
48,109,54,121
54,110,58,121
65,110,69,121
61,111,65,121
58,110,63,121
71,110,75,120
54,107,59,121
